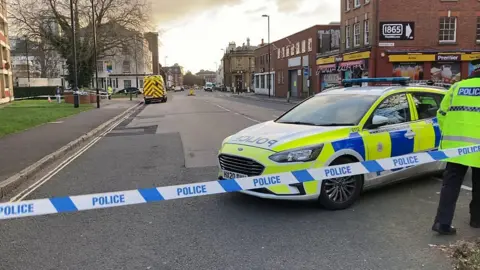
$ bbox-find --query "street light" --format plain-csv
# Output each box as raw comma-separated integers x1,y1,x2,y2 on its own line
221,48,225,90
262,14,271,98
70,0,79,108
91,0,99,108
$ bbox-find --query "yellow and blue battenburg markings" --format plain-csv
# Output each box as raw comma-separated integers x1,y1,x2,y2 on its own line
1,144,480,221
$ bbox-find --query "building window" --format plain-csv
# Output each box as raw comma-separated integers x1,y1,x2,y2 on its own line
295,42,300,54
354,23,360,47
281,70,284,84
345,0,350,11
354,0,360,8
286,45,290,57
277,48,281,59
122,60,130,73
364,20,370,45
477,17,480,42
256,76,259,88
96,61,103,72
281,47,285,57
308,38,313,52
439,17,457,43
365,0,370,3
345,25,351,49
290,44,295,55
139,79,143,87
301,40,306,53
261,75,265,88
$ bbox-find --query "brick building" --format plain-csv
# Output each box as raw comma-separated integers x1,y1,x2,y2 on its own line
316,0,480,86
163,63,184,88
254,24,340,98
0,0,12,104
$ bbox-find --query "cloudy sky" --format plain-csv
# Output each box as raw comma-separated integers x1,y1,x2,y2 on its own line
151,0,340,73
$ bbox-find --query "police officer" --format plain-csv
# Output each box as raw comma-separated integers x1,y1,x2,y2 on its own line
432,59,480,235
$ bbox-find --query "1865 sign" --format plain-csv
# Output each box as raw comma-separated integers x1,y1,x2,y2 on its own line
379,22,415,41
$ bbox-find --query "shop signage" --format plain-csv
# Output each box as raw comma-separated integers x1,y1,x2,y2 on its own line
379,42,395,47
288,57,301,67
316,56,335,65
343,51,371,61
388,54,435,62
335,56,343,62
436,54,461,61
379,22,415,40
461,53,480,61
316,60,365,73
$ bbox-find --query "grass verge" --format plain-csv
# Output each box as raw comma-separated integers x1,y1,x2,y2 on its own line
0,99,92,137
450,239,480,270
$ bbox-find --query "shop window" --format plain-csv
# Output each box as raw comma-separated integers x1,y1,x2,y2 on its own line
353,23,360,47
345,25,351,49
364,20,370,45
392,63,424,80
308,38,313,52
431,62,461,84
439,17,457,43
411,93,443,120
354,0,361,8
476,17,480,42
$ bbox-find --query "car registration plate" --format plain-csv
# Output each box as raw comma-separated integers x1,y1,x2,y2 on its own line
223,170,248,179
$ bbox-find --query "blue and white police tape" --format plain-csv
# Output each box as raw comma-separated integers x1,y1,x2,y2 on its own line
1,144,480,221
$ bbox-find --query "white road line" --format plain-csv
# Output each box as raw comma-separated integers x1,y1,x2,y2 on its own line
433,177,472,191
214,104,261,123
10,114,130,202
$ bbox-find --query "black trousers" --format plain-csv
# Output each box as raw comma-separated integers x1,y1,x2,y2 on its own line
434,162,480,225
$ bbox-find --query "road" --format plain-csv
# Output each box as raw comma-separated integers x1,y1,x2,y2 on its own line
0,90,477,270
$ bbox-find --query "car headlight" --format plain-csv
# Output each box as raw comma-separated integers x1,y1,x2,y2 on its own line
268,144,324,163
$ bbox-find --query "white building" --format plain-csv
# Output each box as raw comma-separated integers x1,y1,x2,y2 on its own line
96,34,153,91
216,62,223,86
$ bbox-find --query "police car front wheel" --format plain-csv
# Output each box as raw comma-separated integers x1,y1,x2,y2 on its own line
319,157,363,210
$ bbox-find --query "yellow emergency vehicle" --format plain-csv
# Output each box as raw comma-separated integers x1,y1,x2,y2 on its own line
218,77,448,210
143,75,167,104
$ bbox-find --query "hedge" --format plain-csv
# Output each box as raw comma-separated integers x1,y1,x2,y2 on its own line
13,86,60,98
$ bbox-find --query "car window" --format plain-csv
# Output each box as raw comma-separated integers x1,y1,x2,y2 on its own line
370,93,411,125
275,94,378,126
410,92,443,120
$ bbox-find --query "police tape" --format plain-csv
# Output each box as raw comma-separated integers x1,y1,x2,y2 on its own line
1,144,480,221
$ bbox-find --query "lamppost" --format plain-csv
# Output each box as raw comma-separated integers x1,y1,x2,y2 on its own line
262,14,271,98
91,0,99,108
70,0,79,108
23,35,30,86
221,48,226,90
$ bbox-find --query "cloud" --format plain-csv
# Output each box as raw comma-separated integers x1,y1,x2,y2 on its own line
245,6,268,14
275,0,301,12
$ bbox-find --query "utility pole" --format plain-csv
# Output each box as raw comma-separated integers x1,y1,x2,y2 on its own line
24,36,30,86
91,0,99,108
262,14,271,98
70,0,79,108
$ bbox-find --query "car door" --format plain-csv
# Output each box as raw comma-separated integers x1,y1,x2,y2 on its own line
360,92,415,177
407,91,444,151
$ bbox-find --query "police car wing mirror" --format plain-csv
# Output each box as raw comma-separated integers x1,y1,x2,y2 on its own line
371,115,389,127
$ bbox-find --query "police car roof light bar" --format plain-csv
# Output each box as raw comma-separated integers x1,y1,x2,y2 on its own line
342,77,411,85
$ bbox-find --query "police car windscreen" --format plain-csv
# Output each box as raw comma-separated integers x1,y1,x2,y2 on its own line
276,94,378,126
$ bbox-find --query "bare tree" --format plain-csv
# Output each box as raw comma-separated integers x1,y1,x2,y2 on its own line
9,0,152,87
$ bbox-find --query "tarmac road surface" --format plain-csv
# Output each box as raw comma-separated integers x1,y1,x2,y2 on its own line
0,91,477,270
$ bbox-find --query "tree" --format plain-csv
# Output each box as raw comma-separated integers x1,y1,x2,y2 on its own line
9,0,152,87
183,71,205,86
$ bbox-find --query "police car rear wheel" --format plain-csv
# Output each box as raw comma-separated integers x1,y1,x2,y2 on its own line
319,157,363,210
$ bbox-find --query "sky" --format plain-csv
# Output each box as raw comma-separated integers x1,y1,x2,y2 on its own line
151,0,340,74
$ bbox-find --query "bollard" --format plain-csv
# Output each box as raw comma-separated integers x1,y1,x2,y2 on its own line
129,91,132,101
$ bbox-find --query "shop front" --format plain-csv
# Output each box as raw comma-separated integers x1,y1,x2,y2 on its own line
316,51,371,90
386,52,480,82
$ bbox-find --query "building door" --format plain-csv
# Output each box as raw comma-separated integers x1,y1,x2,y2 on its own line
289,70,298,97
124,80,132,88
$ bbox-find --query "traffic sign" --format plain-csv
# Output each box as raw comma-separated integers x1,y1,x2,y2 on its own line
303,66,309,76
379,22,415,40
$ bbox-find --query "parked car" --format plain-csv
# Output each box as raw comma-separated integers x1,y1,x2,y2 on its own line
117,87,141,95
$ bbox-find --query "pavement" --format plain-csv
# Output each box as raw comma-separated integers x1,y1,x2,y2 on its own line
0,98,141,182
0,91,477,270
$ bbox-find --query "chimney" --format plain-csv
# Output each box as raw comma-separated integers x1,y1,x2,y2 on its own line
247,37,250,46
261,38,264,45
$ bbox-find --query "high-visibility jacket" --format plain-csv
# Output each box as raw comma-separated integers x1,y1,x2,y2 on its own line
107,86,113,94
437,77,480,168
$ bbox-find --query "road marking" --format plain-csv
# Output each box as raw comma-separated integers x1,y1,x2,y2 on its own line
433,177,472,191
214,104,261,123
10,114,131,202
273,115,279,118
50,121,64,124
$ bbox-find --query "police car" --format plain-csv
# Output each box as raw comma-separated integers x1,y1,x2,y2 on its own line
218,77,448,210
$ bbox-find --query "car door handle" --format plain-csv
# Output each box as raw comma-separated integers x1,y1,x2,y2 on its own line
404,131,416,139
